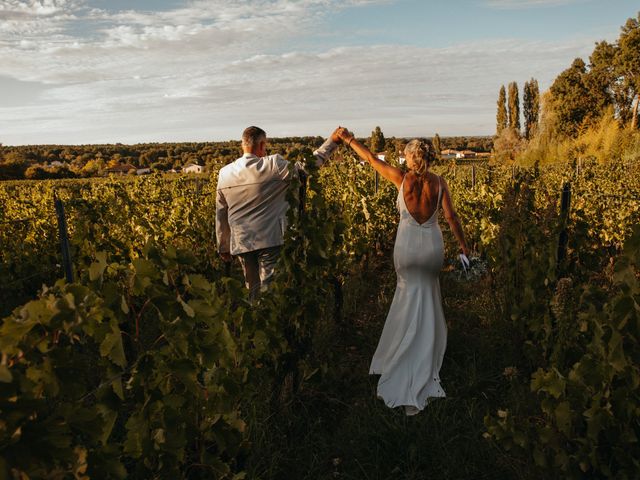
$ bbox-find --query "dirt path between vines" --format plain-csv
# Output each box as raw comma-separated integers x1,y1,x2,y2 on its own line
248,257,531,480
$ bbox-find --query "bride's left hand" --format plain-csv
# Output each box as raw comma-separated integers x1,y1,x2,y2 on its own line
338,128,354,145
459,253,470,272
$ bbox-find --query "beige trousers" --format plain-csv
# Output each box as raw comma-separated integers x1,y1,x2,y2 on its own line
237,246,281,301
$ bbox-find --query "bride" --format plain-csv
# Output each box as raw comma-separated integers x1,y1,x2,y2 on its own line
338,130,469,415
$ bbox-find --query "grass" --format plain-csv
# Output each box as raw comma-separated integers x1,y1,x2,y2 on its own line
245,253,535,479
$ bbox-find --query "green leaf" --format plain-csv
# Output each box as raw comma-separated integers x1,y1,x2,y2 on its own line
97,404,118,444
190,300,216,317
112,376,124,400
188,274,212,292
89,251,108,281
608,330,627,372
152,428,166,447
554,401,572,436
100,331,127,367
179,297,195,318
133,258,159,279
0,365,12,383
120,295,129,314
531,368,565,398
124,413,147,457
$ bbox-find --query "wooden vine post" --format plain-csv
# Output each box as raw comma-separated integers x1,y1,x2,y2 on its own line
556,182,572,271
54,194,74,283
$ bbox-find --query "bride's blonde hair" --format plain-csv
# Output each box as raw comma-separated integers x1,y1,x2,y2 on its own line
404,139,436,176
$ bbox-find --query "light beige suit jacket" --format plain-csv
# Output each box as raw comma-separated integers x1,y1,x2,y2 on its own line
216,138,338,255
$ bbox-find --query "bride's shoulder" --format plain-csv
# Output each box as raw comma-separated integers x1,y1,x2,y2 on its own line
427,171,440,185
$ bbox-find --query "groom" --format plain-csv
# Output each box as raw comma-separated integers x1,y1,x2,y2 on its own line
216,125,344,300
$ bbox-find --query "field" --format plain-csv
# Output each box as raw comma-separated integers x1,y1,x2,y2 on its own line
1,147,639,479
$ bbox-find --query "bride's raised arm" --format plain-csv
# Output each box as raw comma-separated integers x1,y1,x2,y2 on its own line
338,129,404,188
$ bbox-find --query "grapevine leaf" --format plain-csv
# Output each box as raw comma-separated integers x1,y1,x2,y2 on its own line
0,365,12,383
89,251,108,281
100,331,127,367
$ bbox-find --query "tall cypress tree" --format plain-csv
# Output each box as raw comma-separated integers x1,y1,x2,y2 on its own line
370,126,386,153
432,133,442,155
523,78,540,139
508,81,521,133
496,85,508,134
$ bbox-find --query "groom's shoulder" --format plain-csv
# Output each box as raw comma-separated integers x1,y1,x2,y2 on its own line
218,159,237,177
266,153,285,163
261,153,289,172
217,157,244,186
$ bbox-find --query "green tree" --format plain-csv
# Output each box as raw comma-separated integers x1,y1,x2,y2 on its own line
81,159,105,177
370,126,386,153
0,151,29,180
508,82,521,133
496,85,508,134
523,78,540,139
24,165,48,180
616,13,640,128
492,125,526,163
549,58,596,137
585,41,617,119
432,133,442,155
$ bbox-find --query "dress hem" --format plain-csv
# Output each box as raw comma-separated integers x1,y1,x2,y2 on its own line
370,371,446,414
374,392,446,415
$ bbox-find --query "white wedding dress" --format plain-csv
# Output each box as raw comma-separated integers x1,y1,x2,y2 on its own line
369,175,447,415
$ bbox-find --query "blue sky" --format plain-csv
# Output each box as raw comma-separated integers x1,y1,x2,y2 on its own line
0,0,636,145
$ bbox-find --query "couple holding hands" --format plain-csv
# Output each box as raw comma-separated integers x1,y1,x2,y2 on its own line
216,125,469,416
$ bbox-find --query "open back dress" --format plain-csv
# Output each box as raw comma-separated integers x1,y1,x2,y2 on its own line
369,174,447,415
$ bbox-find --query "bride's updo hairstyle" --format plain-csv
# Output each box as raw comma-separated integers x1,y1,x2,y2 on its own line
404,139,436,176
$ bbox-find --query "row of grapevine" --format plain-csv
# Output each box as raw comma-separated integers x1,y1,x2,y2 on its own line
0,175,218,317
0,157,349,478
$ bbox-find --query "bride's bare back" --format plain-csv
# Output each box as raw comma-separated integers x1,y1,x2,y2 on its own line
402,171,441,224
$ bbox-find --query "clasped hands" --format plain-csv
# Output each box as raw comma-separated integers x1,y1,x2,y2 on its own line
331,126,355,145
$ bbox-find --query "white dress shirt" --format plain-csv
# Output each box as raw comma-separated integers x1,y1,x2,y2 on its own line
216,138,338,255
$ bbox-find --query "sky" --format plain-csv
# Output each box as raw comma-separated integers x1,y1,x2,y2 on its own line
0,0,636,145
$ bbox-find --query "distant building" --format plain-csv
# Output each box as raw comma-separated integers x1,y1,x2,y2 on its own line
184,164,205,174
440,149,459,160
457,150,476,158
456,150,477,159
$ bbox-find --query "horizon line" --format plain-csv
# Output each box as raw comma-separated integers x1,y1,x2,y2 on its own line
0,133,496,148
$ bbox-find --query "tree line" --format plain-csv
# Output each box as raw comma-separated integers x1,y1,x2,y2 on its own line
367,126,493,158
0,133,493,181
0,137,324,181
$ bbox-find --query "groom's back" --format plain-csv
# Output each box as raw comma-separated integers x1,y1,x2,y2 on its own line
216,153,293,254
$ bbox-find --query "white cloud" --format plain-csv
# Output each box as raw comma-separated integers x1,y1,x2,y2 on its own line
0,35,600,143
0,0,618,144
484,0,586,9
0,0,82,17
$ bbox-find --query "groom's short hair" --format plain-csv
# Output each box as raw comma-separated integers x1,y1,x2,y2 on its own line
242,126,266,149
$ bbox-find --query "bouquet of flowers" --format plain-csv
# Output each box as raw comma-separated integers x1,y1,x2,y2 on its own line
450,253,488,281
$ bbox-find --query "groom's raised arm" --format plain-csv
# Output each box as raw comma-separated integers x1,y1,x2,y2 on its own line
309,127,345,167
